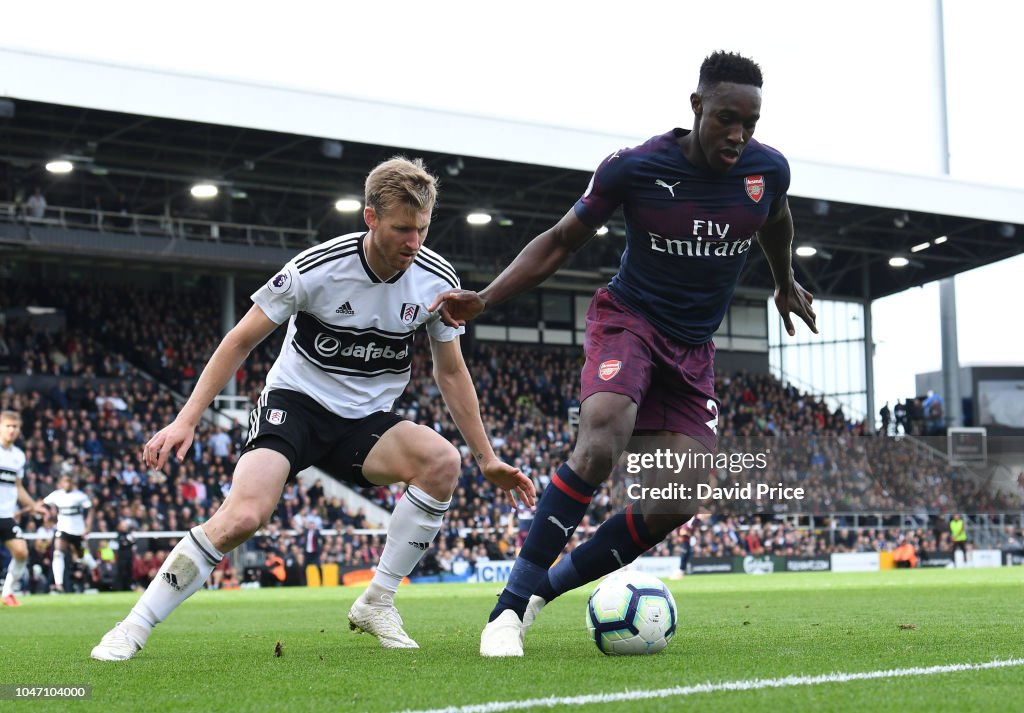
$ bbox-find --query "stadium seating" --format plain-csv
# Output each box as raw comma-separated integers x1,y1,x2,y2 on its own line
2,276,1020,592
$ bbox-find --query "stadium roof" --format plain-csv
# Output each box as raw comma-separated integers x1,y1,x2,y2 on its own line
0,98,1020,301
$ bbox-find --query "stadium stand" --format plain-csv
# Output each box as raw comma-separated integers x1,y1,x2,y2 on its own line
1,273,1021,592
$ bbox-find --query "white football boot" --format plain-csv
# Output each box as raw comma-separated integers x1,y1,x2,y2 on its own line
347,596,419,649
522,595,547,633
90,621,150,661
479,609,525,657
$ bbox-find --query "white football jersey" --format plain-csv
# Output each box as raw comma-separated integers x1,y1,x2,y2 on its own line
43,488,92,535
252,232,464,418
0,442,26,519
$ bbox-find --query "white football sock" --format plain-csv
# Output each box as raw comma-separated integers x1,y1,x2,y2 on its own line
367,485,450,599
53,549,66,588
80,552,98,571
125,526,223,630
2,557,27,597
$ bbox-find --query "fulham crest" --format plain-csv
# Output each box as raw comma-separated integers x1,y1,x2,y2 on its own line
400,303,421,326
744,175,765,203
598,359,622,381
267,409,287,425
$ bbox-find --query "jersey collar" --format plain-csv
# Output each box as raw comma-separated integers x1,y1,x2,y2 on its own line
357,233,405,284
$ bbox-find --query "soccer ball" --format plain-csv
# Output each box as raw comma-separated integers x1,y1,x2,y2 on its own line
586,572,677,655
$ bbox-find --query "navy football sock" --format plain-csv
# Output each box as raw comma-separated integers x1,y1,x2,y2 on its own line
489,464,597,621
543,506,658,602
535,555,580,603
490,559,547,622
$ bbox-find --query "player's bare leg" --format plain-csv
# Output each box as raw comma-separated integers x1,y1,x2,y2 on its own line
348,422,458,649
523,433,705,637
91,450,289,660
1,537,29,606
75,541,99,580
482,392,637,656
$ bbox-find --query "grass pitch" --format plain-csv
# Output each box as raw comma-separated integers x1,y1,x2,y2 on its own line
1,567,1022,712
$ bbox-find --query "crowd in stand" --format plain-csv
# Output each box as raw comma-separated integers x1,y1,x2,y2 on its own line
2,278,1022,592
879,395,947,437
642,516,1019,562
0,280,284,399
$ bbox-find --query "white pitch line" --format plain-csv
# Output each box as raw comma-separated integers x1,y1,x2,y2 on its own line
396,658,1024,713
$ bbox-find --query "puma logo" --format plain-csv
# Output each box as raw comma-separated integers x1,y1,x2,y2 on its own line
547,515,575,537
655,179,680,197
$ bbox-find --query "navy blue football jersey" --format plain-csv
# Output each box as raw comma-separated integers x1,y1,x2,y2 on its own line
575,128,790,344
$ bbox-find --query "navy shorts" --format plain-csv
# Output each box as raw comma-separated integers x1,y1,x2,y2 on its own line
580,288,719,452
243,389,404,487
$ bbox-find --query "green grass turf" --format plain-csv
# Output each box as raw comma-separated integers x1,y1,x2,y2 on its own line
0,567,1022,712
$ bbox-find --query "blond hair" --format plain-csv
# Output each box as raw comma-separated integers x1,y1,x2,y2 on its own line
364,156,438,216
0,410,21,423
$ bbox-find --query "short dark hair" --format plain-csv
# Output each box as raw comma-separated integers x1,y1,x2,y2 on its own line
698,51,763,91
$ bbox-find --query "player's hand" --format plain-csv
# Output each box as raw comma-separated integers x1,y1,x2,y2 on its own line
143,419,196,470
478,456,536,508
428,289,486,328
32,501,48,516
774,279,817,336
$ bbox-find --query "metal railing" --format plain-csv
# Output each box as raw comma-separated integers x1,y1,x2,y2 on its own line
896,432,949,461
778,511,1022,548
212,394,253,411
770,364,868,424
0,201,318,251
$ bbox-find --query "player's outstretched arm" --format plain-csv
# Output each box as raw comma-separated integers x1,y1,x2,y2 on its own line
773,279,817,336
429,336,536,507
17,480,46,516
429,209,596,328
143,304,279,470
757,198,818,336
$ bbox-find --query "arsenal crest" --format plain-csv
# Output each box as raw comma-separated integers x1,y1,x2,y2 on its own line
598,359,622,381
744,175,765,203
400,302,421,326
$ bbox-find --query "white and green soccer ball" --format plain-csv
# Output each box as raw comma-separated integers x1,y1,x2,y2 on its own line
586,572,677,655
